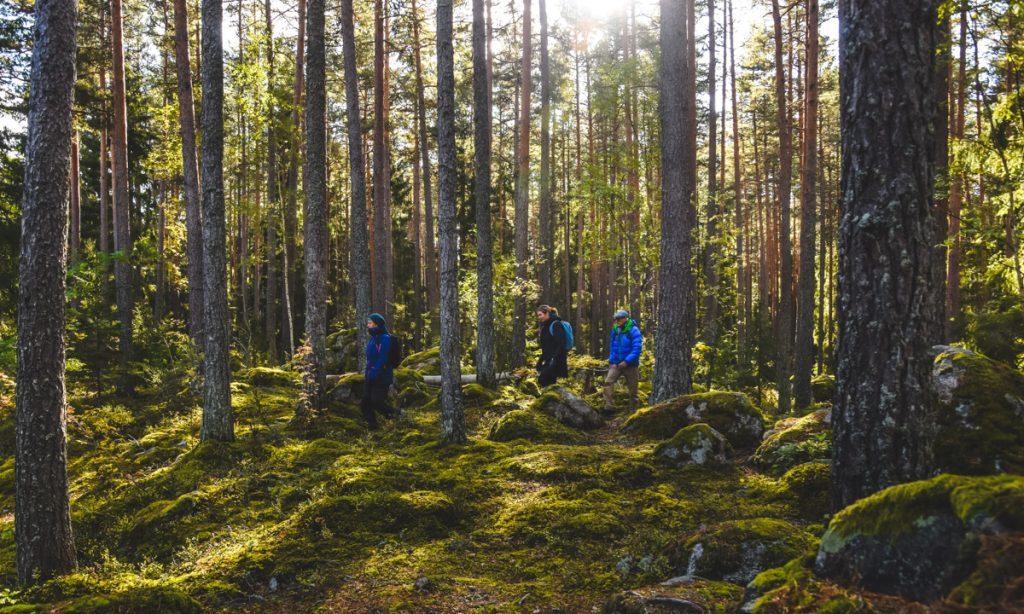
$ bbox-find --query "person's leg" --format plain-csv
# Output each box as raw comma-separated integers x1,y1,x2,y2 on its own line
373,384,394,419
538,371,556,387
625,366,640,412
361,384,379,429
603,364,622,410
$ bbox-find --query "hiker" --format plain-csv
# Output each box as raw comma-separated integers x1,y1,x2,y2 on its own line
536,305,570,387
604,309,643,413
362,312,396,429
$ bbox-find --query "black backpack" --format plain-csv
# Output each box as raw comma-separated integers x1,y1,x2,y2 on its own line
386,334,404,369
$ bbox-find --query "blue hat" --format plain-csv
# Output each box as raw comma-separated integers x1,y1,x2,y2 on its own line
368,313,387,327
613,309,629,319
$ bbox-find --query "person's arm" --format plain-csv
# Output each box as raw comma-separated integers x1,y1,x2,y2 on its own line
625,327,643,365
608,329,617,364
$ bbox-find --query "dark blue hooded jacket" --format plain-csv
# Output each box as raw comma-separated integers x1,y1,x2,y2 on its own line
365,326,394,386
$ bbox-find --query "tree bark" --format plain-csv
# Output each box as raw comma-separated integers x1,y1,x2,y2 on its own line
411,0,437,315
793,0,818,409
538,0,552,305
69,130,80,261
945,2,966,339
111,0,134,377
264,0,279,363
342,0,371,369
173,0,204,352
372,0,394,318
703,0,719,360
511,0,532,369
200,0,234,442
473,0,496,387
833,0,946,510
283,0,305,356
771,0,793,413
651,0,696,403
16,0,78,583
302,0,328,411
437,0,466,443
729,0,745,365
98,2,109,257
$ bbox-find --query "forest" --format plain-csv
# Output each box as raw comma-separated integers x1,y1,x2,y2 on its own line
1,0,1024,609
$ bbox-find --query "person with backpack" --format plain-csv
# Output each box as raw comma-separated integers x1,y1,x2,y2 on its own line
536,305,571,387
362,312,398,429
604,309,643,413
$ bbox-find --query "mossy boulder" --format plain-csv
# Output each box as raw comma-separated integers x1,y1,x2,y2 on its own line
654,423,732,467
531,386,603,430
462,383,499,408
811,374,836,404
245,367,297,387
326,372,364,405
603,578,744,613
623,392,764,449
814,473,1024,602
403,347,441,375
325,328,360,373
743,555,865,614
518,377,542,397
752,408,831,475
666,518,817,586
776,461,832,520
931,346,1024,474
488,409,582,444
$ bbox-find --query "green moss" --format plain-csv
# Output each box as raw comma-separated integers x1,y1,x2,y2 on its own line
488,410,582,444
403,347,441,374
932,348,1024,474
461,383,499,407
747,555,863,614
821,473,1024,556
294,438,346,467
753,409,831,475
810,375,836,405
245,367,298,387
776,462,832,520
60,586,202,613
623,391,764,448
947,533,1024,608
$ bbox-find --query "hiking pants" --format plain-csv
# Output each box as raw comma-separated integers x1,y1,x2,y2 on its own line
361,382,394,428
604,364,639,411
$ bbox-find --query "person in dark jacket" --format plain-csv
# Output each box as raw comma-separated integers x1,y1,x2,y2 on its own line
536,305,569,387
604,309,643,413
362,312,395,429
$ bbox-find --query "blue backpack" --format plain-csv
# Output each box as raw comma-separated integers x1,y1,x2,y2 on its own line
549,320,574,352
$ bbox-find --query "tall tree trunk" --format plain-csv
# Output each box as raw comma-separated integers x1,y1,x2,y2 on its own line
69,130,80,261
771,0,793,413
173,0,204,351
573,38,586,352
832,0,945,510
473,0,496,387
342,0,371,369
945,2,966,339
729,0,745,366
703,0,719,361
156,185,166,323
793,0,819,409
511,0,532,368
264,0,279,363
111,0,134,378
200,0,234,442
302,0,328,412
372,0,394,318
283,0,305,356
651,0,696,403
98,3,109,257
15,0,78,582
538,0,552,304
411,0,437,315
437,0,466,443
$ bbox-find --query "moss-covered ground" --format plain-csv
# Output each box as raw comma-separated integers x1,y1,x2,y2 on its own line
0,358,1014,611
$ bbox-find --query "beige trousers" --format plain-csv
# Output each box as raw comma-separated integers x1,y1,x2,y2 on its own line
604,364,639,410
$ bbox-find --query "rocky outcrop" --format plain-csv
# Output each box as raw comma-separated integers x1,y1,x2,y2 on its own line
654,423,732,467
623,392,764,449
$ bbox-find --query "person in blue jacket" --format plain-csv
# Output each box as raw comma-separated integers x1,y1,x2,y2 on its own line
604,309,643,413
362,313,395,429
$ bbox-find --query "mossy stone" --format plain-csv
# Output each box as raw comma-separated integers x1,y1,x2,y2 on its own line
245,367,298,387
777,461,831,520
488,409,582,444
752,408,831,475
462,383,499,407
931,346,1024,474
666,518,817,585
815,473,1024,602
654,423,732,467
811,374,836,404
403,347,441,375
530,387,603,430
623,391,764,449
603,579,744,613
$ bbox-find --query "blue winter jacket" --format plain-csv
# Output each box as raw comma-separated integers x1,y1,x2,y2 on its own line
365,328,394,386
608,320,643,366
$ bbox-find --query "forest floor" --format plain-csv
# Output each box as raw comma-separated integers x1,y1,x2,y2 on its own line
0,351,1011,612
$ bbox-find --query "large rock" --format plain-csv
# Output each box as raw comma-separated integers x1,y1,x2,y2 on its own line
814,473,1024,602
752,408,831,475
654,423,732,467
776,461,832,520
623,392,764,449
325,328,361,374
403,347,441,375
488,409,582,444
531,386,603,430
603,579,744,613
666,518,817,586
931,346,1024,474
